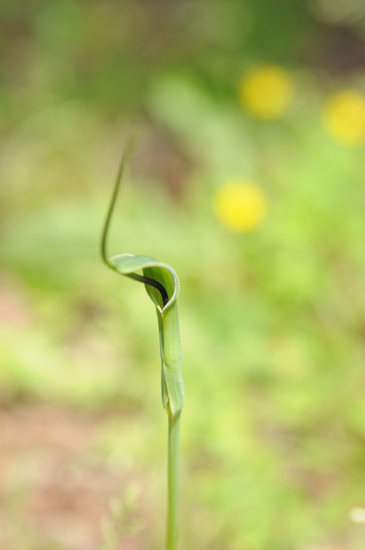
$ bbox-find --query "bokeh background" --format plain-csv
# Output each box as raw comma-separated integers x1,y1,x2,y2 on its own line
1,1,365,549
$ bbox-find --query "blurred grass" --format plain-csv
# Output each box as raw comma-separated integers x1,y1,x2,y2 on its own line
1,1,365,549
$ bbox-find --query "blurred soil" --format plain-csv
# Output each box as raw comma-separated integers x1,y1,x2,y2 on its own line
0,404,148,550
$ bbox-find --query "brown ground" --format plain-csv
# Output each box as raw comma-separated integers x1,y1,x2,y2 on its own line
0,403,154,550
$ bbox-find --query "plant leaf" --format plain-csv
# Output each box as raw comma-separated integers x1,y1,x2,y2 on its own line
109,254,185,416
102,139,185,417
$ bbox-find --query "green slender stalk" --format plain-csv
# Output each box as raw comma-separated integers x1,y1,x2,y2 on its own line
101,137,185,550
167,410,181,550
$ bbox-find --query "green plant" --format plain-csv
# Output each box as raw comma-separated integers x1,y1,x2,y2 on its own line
101,137,185,550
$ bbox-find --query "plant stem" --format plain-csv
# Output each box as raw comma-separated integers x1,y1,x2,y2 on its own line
166,410,181,550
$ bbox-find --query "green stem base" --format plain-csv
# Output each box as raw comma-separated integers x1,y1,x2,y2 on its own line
166,410,181,550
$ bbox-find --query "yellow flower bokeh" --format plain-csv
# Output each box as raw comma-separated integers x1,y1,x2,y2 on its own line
239,64,294,120
214,180,268,233
323,90,365,146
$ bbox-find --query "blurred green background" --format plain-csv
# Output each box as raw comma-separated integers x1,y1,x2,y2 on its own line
1,1,365,549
